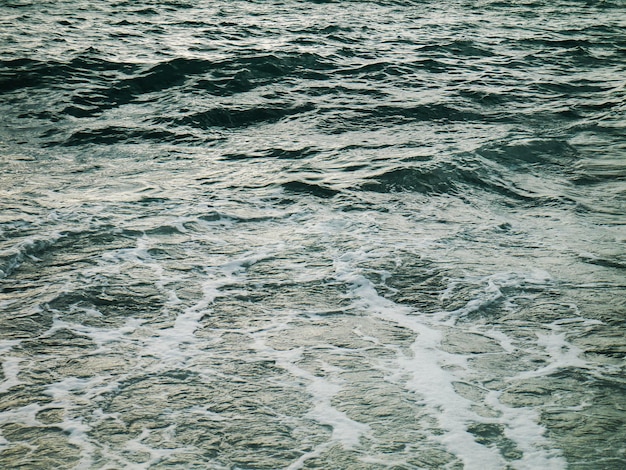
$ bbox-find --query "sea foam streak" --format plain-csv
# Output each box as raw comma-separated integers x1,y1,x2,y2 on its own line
335,249,567,469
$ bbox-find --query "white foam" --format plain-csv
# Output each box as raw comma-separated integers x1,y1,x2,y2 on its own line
137,245,284,371
0,402,42,427
334,252,566,469
279,348,371,449
352,327,381,345
440,270,553,321
0,232,62,278
40,376,100,470
514,321,589,381
0,351,22,394
482,328,517,354
286,441,332,470
346,273,506,468
250,327,371,454
121,427,193,469
141,270,230,365
485,390,567,470
41,314,145,357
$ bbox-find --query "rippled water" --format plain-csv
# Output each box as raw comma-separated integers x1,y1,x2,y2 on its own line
1,0,625,468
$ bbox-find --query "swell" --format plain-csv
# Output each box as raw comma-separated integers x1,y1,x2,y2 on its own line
0,55,138,95
357,161,530,201
156,102,315,131
49,125,197,147
358,138,578,206
1,50,337,147
4,41,619,152
0,234,62,280
476,139,578,169
1,52,334,113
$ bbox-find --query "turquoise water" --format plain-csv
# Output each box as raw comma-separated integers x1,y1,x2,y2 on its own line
1,1,625,468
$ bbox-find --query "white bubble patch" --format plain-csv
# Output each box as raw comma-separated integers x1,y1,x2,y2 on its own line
334,249,569,469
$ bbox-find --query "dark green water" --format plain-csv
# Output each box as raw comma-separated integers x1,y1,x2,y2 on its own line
1,0,625,468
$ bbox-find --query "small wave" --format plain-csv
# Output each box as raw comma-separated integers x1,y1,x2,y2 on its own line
1,54,283,117
195,211,284,224
578,253,626,270
358,158,514,198
0,58,42,92
417,39,496,58
359,165,457,195
571,158,626,185
533,79,613,95
0,235,61,279
0,54,136,94
357,156,573,207
317,103,490,133
457,89,512,106
161,102,315,130
116,57,215,94
69,57,217,114
477,139,578,169
282,181,340,199
52,125,196,146
224,52,335,78
222,146,319,161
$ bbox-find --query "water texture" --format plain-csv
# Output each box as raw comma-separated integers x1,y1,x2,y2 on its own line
1,0,625,468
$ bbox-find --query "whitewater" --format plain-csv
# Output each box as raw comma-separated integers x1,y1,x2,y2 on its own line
1,0,625,468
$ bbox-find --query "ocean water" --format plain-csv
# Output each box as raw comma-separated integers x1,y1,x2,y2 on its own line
1,0,625,468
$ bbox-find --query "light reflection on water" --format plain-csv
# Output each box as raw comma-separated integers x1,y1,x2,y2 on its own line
1,0,625,468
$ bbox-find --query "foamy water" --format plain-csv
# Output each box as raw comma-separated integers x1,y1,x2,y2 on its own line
1,0,625,468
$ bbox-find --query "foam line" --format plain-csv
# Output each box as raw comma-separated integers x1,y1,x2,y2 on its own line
334,254,566,469
41,377,100,470
286,441,332,470
122,427,193,469
0,355,22,394
276,348,371,449
485,391,567,469
250,326,371,456
0,403,41,427
514,324,589,381
42,316,145,353
348,274,506,468
0,232,62,279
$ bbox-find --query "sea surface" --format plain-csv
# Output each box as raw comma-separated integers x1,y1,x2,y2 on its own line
1,1,625,469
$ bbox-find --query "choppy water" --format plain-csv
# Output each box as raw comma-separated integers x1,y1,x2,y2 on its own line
1,0,625,468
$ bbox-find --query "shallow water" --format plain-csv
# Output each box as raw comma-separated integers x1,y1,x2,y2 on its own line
1,0,625,468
